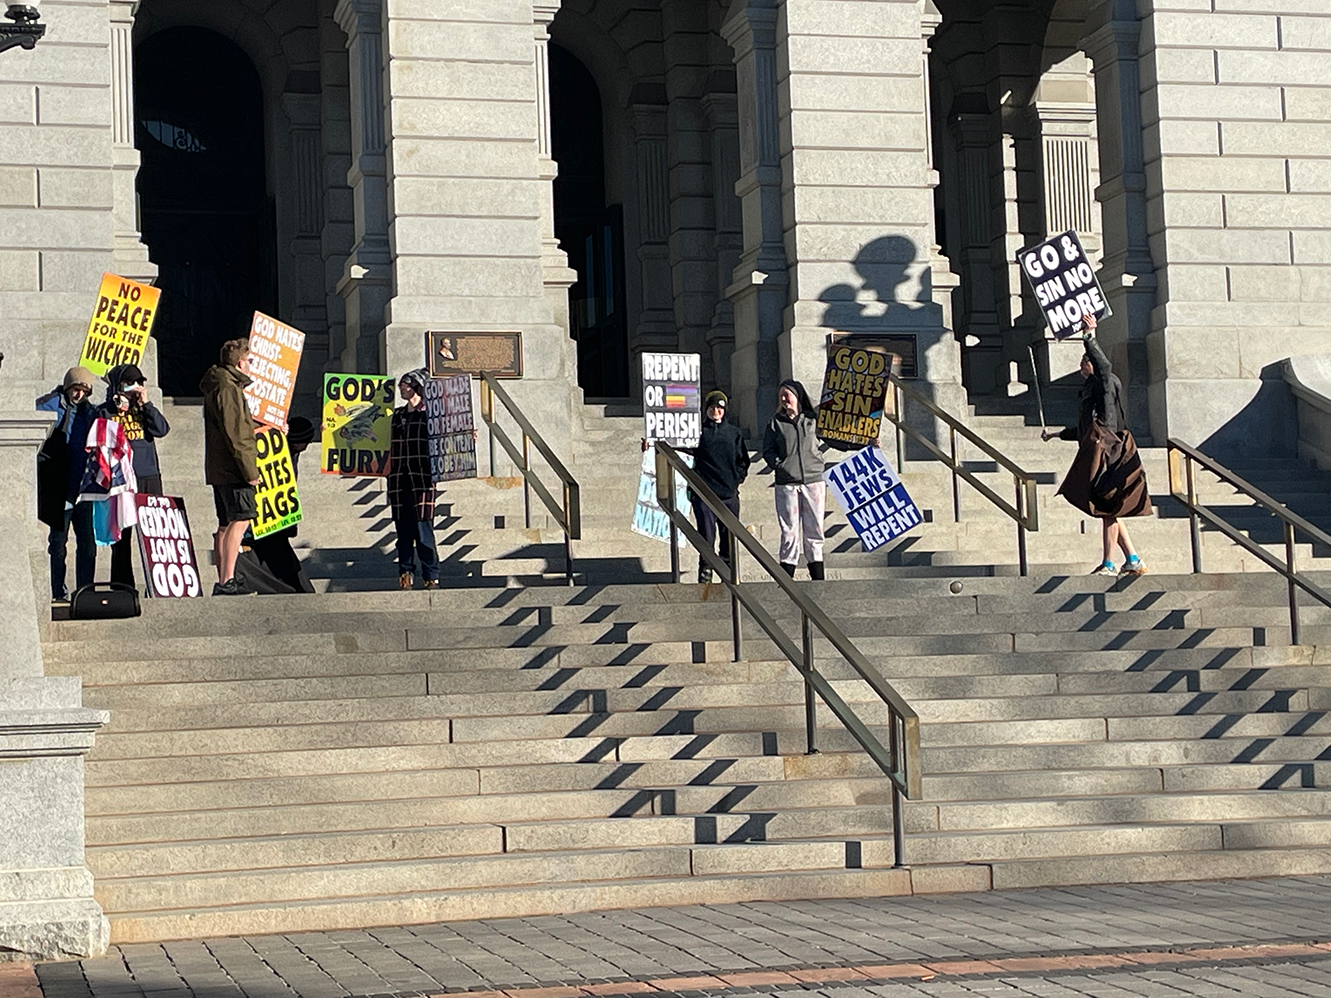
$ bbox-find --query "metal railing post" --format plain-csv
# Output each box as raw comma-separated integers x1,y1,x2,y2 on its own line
1285,520,1300,645
564,483,575,587
482,381,497,477
894,385,905,470
890,718,905,869
522,434,532,529
802,610,817,754
1186,456,1202,574
729,529,742,662
949,426,961,523
1015,475,1028,577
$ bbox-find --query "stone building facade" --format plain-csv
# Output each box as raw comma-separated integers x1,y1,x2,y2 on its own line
0,0,1329,956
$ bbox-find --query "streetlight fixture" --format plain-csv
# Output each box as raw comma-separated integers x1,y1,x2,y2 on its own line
0,5,45,55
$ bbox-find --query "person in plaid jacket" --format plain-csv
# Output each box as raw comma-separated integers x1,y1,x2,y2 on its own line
389,368,438,589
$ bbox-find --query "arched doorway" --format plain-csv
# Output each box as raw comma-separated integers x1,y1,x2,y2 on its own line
135,26,277,396
550,43,629,399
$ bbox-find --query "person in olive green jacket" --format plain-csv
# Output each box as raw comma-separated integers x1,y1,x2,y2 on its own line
200,338,261,596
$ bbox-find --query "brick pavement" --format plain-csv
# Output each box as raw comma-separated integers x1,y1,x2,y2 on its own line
24,876,1331,998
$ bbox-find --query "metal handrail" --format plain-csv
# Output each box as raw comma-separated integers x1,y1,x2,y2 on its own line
1168,437,1331,645
654,441,922,868
478,372,581,585
884,372,1040,575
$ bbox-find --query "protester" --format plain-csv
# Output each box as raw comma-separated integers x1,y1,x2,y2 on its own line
78,413,138,549
677,390,750,583
1042,313,1150,576
97,363,170,588
201,338,261,596
36,367,98,602
762,379,827,580
389,369,439,590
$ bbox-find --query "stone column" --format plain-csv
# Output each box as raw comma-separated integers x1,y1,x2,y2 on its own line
0,414,108,961
721,0,788,434
629,103,679,385
278,93,331,377
108,0,155,285
1083,0,1158,439
534,2,576,321
704,92,742,394
334,0,391,374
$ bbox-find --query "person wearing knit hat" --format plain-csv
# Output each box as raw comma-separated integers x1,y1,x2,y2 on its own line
389,368,439,589
35,367,101,601
761,379,827,580
677,389,750,583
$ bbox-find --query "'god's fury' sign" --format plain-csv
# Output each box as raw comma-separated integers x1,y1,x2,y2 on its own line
79,273,160,377
321,374,395,477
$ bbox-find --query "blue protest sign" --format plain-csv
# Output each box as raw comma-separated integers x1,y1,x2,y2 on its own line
823,446,922,552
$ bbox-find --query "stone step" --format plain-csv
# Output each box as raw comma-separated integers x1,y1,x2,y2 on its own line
985,845,1331,891
105,865,915,944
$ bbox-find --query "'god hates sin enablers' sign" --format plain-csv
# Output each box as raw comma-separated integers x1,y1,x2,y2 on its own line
817,345,891,448
79,273,161,377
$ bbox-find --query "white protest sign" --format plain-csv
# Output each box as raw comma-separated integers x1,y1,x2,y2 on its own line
823,446,922,552
1017,230,1111,339
642,352,701,445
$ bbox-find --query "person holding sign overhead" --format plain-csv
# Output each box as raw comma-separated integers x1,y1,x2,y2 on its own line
762,380,827,580
389,369,439,590
1041,314,1150,576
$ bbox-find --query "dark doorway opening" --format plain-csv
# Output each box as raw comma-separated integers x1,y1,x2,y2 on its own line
135,27,277,396
550,43,629,399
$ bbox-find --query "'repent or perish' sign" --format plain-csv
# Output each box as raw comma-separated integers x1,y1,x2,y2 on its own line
1017,230,1111,339
642,352,701,446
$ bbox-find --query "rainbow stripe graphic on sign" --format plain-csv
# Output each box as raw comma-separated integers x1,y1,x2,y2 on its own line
664,384,698,410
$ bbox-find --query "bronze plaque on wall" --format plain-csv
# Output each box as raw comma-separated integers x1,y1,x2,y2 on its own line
826,332,918,379
426,331,523,378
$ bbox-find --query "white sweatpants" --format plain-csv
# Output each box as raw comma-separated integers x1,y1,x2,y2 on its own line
775,481,825,565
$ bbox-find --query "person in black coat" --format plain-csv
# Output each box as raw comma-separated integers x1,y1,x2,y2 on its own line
1042,313,1150,576
97,363,170,587
389,369,439,589
679,390,750,583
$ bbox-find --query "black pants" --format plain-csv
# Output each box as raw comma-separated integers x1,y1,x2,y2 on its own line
48,502,96,599
696,495,740,570
393,508,439,581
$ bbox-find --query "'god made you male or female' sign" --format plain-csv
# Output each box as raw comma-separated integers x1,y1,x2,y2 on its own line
642,352,701,445
1017,230,1111,339
824,446,922,553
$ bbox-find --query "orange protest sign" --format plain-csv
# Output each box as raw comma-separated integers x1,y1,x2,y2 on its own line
244,311,305,431
78,273,161,378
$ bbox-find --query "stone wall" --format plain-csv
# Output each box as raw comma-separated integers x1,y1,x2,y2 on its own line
1140,0,1331,456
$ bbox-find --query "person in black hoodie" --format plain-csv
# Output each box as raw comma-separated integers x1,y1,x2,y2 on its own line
679,390,750,583
762,379,826,580
97,363,170,588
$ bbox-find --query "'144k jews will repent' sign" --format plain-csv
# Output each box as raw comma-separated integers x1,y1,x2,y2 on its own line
1017,230,1111,339
824,446,922,553
321,374,395,476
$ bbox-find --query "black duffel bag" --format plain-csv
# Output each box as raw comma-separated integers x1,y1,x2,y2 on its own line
70,582,142,620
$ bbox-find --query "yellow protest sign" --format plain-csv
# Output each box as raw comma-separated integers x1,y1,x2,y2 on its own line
252,426,302,539
78,273,161,377
817,344,891,448
245,311,305,432
321,373,394,477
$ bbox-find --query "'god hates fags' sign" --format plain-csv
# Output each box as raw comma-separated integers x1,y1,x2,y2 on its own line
1017,230,1111,339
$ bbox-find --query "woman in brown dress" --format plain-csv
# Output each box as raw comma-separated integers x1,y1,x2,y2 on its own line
1042,314,1150,576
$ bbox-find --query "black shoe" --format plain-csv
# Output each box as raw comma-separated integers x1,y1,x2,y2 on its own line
213,578,257,596
698,565,714,584
808,561,825,581
779,563,796,578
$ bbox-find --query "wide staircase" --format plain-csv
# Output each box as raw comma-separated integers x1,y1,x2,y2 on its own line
44,388,1331,943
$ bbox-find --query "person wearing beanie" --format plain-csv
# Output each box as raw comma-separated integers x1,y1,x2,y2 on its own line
97,363,170,588
388,368,439,590
36,366,100,601
678,389,750,583
761,379,827,580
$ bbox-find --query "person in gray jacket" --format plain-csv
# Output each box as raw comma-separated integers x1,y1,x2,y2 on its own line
762,379,826,580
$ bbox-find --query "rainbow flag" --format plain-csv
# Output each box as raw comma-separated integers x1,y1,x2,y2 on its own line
664,384,698,410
